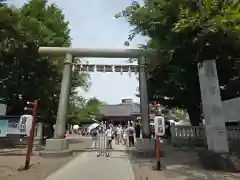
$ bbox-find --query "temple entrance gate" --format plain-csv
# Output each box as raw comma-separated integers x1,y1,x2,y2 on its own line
39,47,154,151
38,47,230,155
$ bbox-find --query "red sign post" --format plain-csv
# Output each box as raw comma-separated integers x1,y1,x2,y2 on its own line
153,101,161,171
24,100,38,169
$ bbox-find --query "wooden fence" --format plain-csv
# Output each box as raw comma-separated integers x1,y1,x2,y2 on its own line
170,124,240,146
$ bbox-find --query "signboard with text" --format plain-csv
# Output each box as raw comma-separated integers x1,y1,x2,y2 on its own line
154,116,165,136
19,115,33,136
0,115,33,137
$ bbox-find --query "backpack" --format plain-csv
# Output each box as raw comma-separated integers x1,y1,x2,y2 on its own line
91,129,98,136
129,127,134,135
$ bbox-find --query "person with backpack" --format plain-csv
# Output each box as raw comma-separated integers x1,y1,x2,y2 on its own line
91,128,98,149
128,124,135,147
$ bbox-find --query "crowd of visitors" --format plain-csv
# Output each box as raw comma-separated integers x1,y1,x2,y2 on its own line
112,123,136,147
90,122,139,149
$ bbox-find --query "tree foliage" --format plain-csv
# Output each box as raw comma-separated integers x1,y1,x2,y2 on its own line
68,97,105,125
171,109,189,122
117,0,240,125
0,0,90,124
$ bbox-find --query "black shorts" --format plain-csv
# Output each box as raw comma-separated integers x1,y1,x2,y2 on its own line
107,139,112,146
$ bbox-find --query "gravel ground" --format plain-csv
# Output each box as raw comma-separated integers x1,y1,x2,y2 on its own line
131,159,168,180
0,154,77,180
0,136,92,180
130,148,240,180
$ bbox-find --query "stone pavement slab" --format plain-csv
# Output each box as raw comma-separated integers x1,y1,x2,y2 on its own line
44,143,135,180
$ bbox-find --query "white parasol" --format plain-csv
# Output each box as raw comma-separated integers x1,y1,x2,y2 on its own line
87,123,99,133
73,124,80,130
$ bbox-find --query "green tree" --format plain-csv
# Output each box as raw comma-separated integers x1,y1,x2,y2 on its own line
0,0,90,124
117,0,240,125
171,109,189,122
68,97,105,125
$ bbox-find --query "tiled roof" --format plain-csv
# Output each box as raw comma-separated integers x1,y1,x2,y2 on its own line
100,103,140,117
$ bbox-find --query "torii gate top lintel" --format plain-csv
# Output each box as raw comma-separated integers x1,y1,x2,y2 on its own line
38,47,155,58
41,46,151,140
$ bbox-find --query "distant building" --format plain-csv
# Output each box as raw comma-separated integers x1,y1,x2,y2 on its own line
100,99,140,124
222,97,240,123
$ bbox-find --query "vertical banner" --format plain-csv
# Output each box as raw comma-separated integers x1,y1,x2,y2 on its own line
19,115,33,136
154,116,165,136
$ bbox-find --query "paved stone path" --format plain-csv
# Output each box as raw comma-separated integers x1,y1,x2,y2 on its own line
44,143,135,180
44,137,240,180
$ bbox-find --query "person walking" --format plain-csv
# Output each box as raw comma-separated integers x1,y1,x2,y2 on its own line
128,124,135,147
113,125,118,144
135,121,141,138
90,128,98,149
116,125,122,144
123,126,128,145
105,126,113,149
120,125,124,144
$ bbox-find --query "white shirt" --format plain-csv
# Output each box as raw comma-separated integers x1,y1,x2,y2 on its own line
123,128,128,135
105,129,113,138
117,127,122,135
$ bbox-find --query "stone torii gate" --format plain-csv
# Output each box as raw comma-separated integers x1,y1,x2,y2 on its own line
38,47,229,156
38,47,154,152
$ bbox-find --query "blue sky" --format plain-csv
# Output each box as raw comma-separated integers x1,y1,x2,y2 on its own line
9,0,147,104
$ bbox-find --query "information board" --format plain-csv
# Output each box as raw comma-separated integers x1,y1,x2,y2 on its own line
0,120,8,137
0,115,33,137
7,119,20,135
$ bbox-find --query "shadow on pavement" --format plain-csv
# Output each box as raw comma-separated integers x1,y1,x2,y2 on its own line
128,143,240,180
68,137,92,152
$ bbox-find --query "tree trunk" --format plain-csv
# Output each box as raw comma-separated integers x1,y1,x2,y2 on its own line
187,105,201,126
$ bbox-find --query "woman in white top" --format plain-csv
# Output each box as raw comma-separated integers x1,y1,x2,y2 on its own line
105,126,113,149
116,125,122,144
123,126,128,145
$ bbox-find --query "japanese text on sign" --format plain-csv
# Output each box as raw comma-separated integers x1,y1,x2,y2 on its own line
154,116,165,136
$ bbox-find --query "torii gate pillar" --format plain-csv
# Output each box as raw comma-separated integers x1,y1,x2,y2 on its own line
38,47,153,155
54,54,73,138
138,56,150,138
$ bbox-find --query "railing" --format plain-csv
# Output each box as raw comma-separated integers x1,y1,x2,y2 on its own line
170,124,240,146
227,126,240,141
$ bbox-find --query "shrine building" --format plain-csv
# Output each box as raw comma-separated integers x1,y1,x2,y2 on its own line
100,99,140,125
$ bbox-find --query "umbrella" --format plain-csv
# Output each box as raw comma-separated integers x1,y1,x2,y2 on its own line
87,123,99,133
73,124,79,130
